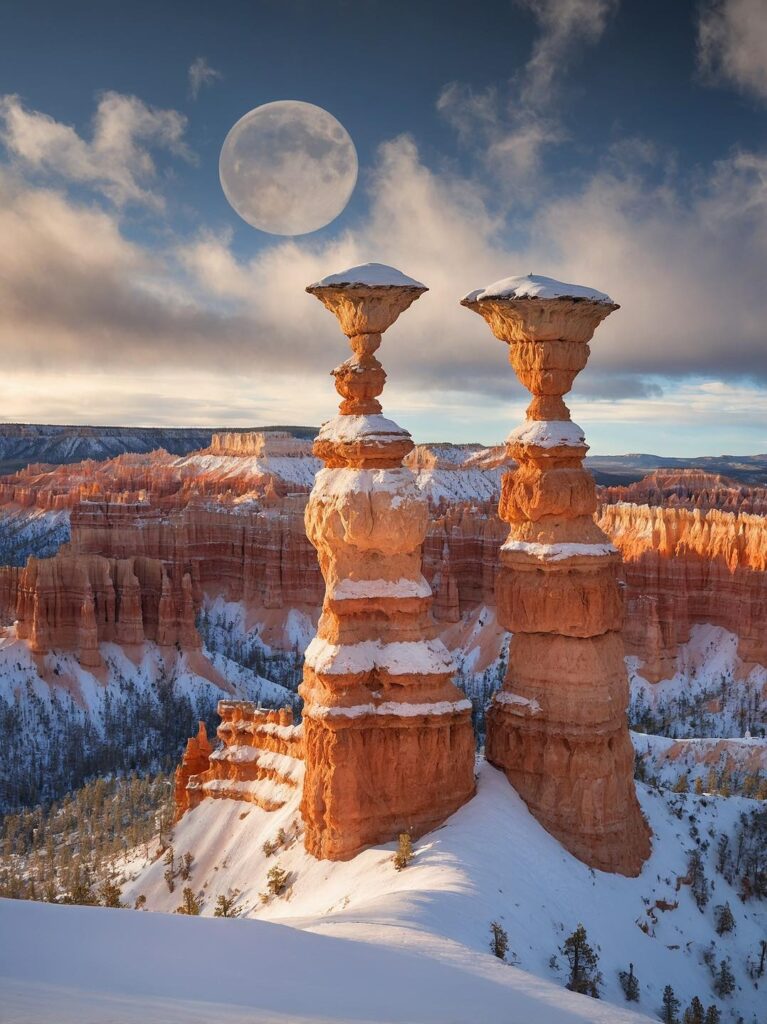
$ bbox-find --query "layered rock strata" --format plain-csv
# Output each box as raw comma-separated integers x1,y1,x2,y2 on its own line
461,273,650,876
299,264,475,860
14,551,199,666
174,722,213,819
177,701,304,817
599,502,767,678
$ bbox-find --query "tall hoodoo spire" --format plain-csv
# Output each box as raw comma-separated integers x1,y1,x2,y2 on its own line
300,263,475,861
461,273,650,876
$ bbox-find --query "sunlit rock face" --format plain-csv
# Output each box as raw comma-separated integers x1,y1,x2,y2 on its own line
599,502,767,679
299,266,475,861
462,275,650,877
177,702,304,818
14,551,199,666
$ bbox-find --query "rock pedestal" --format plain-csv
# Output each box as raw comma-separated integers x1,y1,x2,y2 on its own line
461,274,650,876
299,263,475,860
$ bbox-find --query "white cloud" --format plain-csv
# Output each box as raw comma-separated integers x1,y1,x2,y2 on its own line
188,57,223,99
698,0,767,102
0,92,192,208
437,0,617,189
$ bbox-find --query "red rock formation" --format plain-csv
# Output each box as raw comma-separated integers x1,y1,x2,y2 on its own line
174,722,213,819
462,274,650,876
14,551,200,665
299,264,475,861
600,470,767,515
177,701,303,816
599,502,767,678
207,431,313,458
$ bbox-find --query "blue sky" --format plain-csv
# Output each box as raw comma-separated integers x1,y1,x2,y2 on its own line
0,0,765,455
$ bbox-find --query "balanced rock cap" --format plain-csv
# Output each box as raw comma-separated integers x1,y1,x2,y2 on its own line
308,262,427,291
462,272,613,305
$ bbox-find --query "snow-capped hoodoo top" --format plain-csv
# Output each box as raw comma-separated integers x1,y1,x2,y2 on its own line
462,273,613,304
308,262,426,290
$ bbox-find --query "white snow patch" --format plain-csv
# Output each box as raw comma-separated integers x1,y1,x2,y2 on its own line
305,698,472,719
494,692,542,714
501,540,618,560
463,273,613,304
317,415,410,444
508,420,586,449
304,636,454,676
312,466,419,503
309,262,426,289
331,576,432,600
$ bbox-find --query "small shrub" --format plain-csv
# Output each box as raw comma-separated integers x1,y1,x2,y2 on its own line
489,921,508,961
134,894,147,910
393,832,414,871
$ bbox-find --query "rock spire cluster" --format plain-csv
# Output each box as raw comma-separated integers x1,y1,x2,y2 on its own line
298,263,476,860
461,273,651,876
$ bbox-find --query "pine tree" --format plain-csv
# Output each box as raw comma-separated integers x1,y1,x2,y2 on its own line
661,984,681,1024
713,959,735,997
214,892,241,918
704,1006,721,1024
266,864,288,897
98,879,125,909
714,902,735,935
561,924,602,998
176,886,201,915
694,777,704,796
683,996,705,1024
489,921,508,961
618,962,640,1002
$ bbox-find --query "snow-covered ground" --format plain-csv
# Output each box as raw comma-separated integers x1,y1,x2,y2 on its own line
629,624,767,740
0,633,294,810
0,891,653,1024
104,762,766,1023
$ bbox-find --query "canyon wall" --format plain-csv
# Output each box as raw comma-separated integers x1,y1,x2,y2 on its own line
599,502,767,679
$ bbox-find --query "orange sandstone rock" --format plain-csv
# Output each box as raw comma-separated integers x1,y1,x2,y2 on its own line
177,702,303,817
299,264,475,860
174,721,212,819
461,274,650,876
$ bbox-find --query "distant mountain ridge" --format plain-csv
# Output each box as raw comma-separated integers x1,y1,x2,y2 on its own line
0,423,764,484
0,423,319,474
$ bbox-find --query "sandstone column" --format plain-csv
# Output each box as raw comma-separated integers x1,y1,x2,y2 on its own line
300,263,476,860
461,273,650,876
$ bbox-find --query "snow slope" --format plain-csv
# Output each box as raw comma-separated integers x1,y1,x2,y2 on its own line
114,763,766,1023
0,895,652,1024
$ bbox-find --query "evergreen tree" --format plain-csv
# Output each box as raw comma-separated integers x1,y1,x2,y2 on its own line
214,892,241,918
266,865,288,897
561,924,602,998
661,985,681,1024
618,962,640,1002
98,879,125,909
176,886,201,915
489,921,509,961
714,902,735,935
704,1006,721,1024
683,996,705,1024
713,959,735,998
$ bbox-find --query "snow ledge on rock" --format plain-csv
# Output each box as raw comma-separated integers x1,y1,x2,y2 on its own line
309,263,426,290
463,273,613,304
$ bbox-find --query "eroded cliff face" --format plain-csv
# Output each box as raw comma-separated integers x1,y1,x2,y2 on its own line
178,701,304,817
14,551,199,666
599,502,767,680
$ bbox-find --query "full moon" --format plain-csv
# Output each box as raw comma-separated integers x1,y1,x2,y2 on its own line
219,100,358,236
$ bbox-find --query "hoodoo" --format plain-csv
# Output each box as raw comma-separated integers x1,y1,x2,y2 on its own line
299,263,475,860
461,274,650,876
